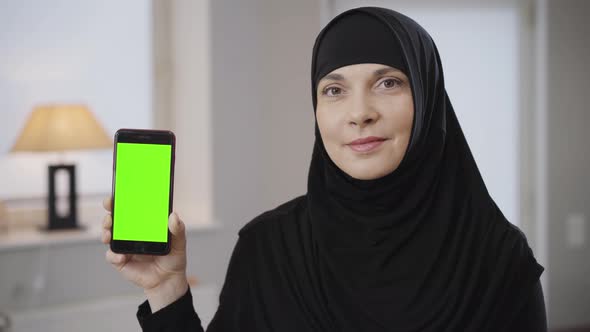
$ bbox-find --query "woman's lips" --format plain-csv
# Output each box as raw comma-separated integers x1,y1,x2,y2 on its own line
347,136,387,153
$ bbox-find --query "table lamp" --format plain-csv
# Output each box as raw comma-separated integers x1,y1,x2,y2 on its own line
10,104,111,231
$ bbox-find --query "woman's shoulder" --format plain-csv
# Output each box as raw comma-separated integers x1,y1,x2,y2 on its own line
238,195,307,237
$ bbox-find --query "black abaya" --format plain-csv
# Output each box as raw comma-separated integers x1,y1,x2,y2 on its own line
137,197,547,332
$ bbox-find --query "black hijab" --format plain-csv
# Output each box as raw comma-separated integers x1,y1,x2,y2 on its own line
306,7,544,331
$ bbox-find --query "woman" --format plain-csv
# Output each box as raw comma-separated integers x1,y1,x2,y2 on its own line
102,7,546,331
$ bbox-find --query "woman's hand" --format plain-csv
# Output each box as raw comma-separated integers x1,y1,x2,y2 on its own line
101,197,189,312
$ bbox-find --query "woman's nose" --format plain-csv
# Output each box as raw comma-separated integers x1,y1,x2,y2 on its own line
348,95,379,127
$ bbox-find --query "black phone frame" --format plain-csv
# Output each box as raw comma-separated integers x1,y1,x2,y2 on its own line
110,128,175,256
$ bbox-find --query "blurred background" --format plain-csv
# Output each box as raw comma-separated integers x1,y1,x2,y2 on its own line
0,0,587,331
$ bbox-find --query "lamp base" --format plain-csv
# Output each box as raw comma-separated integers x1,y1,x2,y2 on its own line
47,164,79,231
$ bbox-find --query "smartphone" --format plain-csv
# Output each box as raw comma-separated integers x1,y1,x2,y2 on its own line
110,128,175,255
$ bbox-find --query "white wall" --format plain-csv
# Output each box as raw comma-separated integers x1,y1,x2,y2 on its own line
161,0,213,225
209,0,319,232
0,0,152,199
546,0,590,327
259,1,318,211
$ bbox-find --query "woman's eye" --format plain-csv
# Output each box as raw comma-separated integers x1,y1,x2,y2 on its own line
322,86,342,96
379,78,401,89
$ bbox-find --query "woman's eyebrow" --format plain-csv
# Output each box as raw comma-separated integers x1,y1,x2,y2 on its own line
320,73,344,83
373,67,402,77
319,67,402,85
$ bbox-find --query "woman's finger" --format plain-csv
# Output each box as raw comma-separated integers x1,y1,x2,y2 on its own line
105,248,128,266
102,229,111,244
169,212,186,253
102,214,112,230
103,196,112,213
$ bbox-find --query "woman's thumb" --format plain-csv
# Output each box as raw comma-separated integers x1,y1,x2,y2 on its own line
169,212,186,252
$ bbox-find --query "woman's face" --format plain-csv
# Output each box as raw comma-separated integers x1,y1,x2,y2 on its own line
316,63,414,180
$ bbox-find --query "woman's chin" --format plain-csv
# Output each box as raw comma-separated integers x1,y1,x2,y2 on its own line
343,164,398,181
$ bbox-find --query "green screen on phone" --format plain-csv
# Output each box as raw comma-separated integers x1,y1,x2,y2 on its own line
113,142,171,242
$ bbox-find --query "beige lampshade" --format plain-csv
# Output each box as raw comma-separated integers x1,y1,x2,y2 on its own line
10,104,112,152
